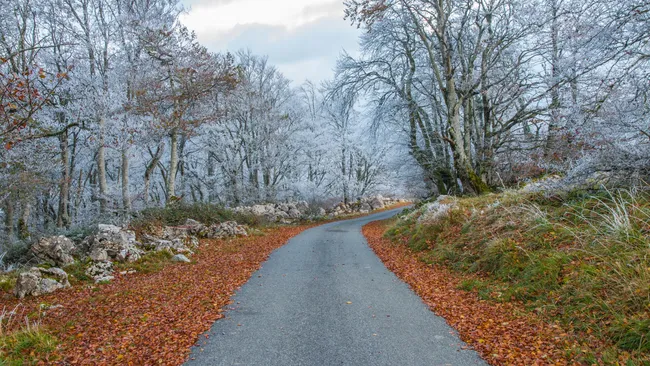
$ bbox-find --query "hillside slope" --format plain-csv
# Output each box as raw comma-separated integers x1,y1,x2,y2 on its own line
371,187,650,364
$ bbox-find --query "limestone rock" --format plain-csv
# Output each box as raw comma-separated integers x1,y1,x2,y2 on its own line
142,235,195,254
83,225,144,263
14,267,70,299
205,221,248,239
287,208,302,219
31,236,76,267
171,254,191,263
85,261,114,283
368,195,386,210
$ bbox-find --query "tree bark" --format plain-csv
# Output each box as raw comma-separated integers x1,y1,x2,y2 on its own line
144,143,164,207
97,116,108,213
544,0,561,160
121,148,131,212
57,129,71,228
4,199,14,238
167,130,178,202
18,201,31,240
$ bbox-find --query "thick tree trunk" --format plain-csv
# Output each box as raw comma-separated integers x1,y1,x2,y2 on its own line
57,130,71,228
121,148,131,212
447,80,489,195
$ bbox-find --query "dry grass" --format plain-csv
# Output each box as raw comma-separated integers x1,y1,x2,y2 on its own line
386,187,650,364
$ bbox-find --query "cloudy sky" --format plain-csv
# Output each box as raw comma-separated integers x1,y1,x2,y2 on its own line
179,0,362,85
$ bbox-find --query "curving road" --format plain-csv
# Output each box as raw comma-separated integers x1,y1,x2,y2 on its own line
186,208,486,366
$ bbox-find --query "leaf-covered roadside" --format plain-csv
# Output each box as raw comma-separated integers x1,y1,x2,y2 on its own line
363,220,582,366
0,225,311,365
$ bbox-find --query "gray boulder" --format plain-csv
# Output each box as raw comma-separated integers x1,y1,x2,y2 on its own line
368,195,386,210
142,235,195,254
171,254,191,263
184,219,209,237
287,208,302,219
31,236,76,267
295,201,309,213
14,267,71,299
205,221,248,239
85,261,114,283
83,225,144,263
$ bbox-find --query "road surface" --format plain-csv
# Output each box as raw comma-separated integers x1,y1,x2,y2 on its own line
186,208,486,366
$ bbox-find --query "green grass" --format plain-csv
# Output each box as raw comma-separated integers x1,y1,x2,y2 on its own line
0,308,58,365
387,188,650,364
62,260,92,284
0,274,16,293
115,250,174,274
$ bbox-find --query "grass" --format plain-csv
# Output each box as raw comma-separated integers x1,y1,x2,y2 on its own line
0,274,16,293
387,188,650,364
0,306,58,365
115,250,175,274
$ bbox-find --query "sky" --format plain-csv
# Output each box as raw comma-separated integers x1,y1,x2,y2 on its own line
179,0,362,86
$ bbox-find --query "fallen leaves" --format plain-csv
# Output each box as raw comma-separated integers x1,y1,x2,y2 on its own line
0,225,312,365
362,220,583,366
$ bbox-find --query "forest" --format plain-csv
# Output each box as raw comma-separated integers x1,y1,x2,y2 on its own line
1,0,648,252
0,0,649,364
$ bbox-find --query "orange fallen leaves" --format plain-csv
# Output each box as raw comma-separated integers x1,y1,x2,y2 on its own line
362,221,583,366
0,225,312,365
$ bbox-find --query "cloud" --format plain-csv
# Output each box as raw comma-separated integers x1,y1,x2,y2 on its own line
180,0,361,85
301,1,345,19
192,15,360,84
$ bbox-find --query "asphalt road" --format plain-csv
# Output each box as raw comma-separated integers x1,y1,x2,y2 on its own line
186,208,486,366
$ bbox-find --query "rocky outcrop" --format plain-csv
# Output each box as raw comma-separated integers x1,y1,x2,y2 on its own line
204,221,248,239
142,235,197,254
31,236,76,267
141,220,202,254
14,267,71,299
82,224,144,263
235,196,407,221
234,201,310,223
327,195,406,217
85,261,114,283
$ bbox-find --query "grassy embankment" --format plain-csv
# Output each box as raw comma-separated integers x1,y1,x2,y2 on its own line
383,188,649,364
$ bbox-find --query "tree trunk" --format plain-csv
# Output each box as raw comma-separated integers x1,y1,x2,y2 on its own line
447,80,489,195
57,130,71,228
97,116,108,213
144,143,164,207
544,0,561,160
122,148,131,212
167,130,178,202
4,199,14,238
18,201,31,240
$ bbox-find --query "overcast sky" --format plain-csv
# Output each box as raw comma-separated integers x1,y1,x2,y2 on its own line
179,0,362,86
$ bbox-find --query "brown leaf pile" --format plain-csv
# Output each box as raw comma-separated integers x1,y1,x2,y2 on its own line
0,225,311,365
363,221,583,366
